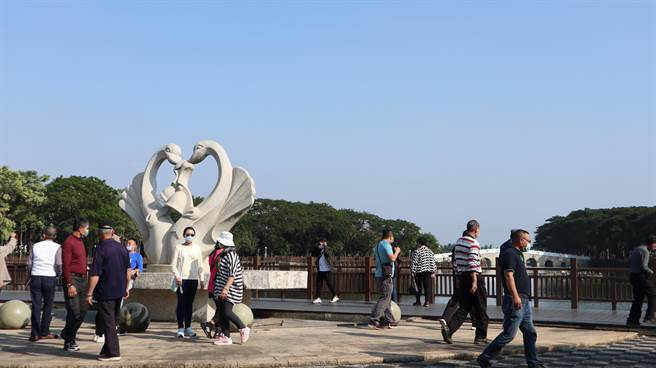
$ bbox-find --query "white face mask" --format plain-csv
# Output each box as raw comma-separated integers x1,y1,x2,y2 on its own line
184,235,195,243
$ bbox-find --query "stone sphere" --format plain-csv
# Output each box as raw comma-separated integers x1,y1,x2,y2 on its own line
119,302,150,333
229,303,254,332
390,301,402,322
0,300,31,329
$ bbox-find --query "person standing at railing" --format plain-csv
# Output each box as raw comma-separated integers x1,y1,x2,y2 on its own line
27,226,63,342
411,236,436,307
440,219,489,345
313,238,339,304
627,235,656,326
477,229,543,368
0,231,18,298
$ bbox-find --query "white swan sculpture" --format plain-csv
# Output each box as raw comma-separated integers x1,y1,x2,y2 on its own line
119,140,256,265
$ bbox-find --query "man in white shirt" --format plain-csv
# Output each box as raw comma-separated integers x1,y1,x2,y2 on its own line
27,226,62,341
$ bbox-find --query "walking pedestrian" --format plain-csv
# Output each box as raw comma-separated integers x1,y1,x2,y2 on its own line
368,226,401,329
627,235,656,326
213,231,250,345
411,237,436,307
477,229,543,368
440,220,489,344
171,226,205,338
61,218,91,352
86,220,131,362
200,240,224,338
312,238,339,304
0,231,18,298
27,226,62,342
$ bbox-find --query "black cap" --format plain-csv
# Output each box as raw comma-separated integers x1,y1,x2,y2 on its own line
98,219,114,230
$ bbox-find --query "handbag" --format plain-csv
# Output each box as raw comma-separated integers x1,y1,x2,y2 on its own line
375,243,393,279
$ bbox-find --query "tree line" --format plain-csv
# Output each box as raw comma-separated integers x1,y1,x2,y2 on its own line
0,166,440,257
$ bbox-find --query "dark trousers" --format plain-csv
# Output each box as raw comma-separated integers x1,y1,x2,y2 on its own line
447,273,489,339
30,275,56,338
97,299,121,358
95,302,119,336
414,272,433,304
480,295,539,367
176,279,198,328
216,299,245,338
62,275,89,343
315,271,336,299
628,272,655,323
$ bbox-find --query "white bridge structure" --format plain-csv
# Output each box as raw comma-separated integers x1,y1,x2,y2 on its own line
435,248,591,268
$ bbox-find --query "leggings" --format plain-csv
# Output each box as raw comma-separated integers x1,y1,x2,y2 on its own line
216,299,245,338
176,280,198,329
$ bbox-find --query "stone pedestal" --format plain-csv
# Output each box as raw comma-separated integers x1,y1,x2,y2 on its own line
130,270,308,322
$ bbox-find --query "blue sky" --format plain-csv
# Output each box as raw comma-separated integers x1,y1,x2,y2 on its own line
1,1,654,246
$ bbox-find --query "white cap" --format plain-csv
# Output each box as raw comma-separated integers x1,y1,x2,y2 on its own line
216,231,235,247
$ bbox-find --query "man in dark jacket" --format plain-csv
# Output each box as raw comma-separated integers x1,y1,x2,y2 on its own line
312,238,339,304
627,235,656,326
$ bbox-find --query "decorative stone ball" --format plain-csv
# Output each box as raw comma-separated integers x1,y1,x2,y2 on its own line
390,300,402,322
119,302,150,333
229,303,254,332
0,300,31,329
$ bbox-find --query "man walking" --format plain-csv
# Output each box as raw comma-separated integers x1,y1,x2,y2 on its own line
86,220,131,362
61,218,91,352
440,220,489,344
28,226,62,341
477,229,542,368
627,235,656,326
312,238,339,304
368,226,401,329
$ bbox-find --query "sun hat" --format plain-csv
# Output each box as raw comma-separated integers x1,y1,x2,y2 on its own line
216,231,235,247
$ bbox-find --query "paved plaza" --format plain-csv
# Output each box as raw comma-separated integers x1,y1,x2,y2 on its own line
0,314,643,368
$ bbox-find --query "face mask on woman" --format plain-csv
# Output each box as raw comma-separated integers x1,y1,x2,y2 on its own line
184,235,195,243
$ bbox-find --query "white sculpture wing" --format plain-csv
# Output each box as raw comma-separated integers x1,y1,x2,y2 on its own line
210,167,256,241
119,172,150,242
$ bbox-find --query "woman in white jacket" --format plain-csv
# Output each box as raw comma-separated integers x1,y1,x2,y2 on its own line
171,226,205,338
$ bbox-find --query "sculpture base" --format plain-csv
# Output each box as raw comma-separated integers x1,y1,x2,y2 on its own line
130,272,252,322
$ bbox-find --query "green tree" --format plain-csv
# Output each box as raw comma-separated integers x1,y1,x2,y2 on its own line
0,166,49,243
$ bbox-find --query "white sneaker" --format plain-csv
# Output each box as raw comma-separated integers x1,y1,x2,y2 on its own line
184,327,197,337
213,335,233,345
312,297,322,304
330,296,340,303
177,328,185,338
93,335,104,343
239,327,250,344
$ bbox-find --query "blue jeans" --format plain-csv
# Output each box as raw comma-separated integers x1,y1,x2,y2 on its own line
30,275,57,338
480,295,539,367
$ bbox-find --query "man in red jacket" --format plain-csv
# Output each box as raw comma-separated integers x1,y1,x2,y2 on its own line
61,218,90,352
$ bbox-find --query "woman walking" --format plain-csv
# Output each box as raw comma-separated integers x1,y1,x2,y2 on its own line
411,237,436,307
213,231,250,345
171,226,205,338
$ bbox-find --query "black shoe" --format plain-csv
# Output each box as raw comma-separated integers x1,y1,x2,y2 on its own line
474,337,490,345
64,341,80,352
439,319,453,344
627,320,641,327
477,355,492,368
367,320,382,330
412,302,421,306
200,321,214,339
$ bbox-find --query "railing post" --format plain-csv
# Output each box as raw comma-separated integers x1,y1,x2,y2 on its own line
570,258,578,309
365,256,372,302
495,257,502,306
611,272,618,311
254,256,261,299
532,268,539,308
307,256,314,300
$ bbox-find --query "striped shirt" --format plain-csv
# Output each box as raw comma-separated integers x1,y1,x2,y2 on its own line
411,246,437,273
454,235,482,274
214,249,244,304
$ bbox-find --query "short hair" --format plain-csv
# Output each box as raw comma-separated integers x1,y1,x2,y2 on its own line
182,226,196,235
466,220,480,232
511,229,530,242
73,217,90,230
43,226,57,239
319,237,327,243
417,236,427,245
381,225,393,240
646,235,656,245
127,239,137,245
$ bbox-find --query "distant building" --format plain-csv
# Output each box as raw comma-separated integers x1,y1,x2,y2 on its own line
435,248,591,268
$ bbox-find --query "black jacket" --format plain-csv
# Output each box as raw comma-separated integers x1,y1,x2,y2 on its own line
314,247,333,272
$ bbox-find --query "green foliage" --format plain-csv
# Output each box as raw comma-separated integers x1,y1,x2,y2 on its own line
232,199,441,256
42,176,140,244
0,166,49,241
534,207,656,259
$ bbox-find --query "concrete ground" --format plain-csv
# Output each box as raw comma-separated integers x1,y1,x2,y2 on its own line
0,315,640,368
